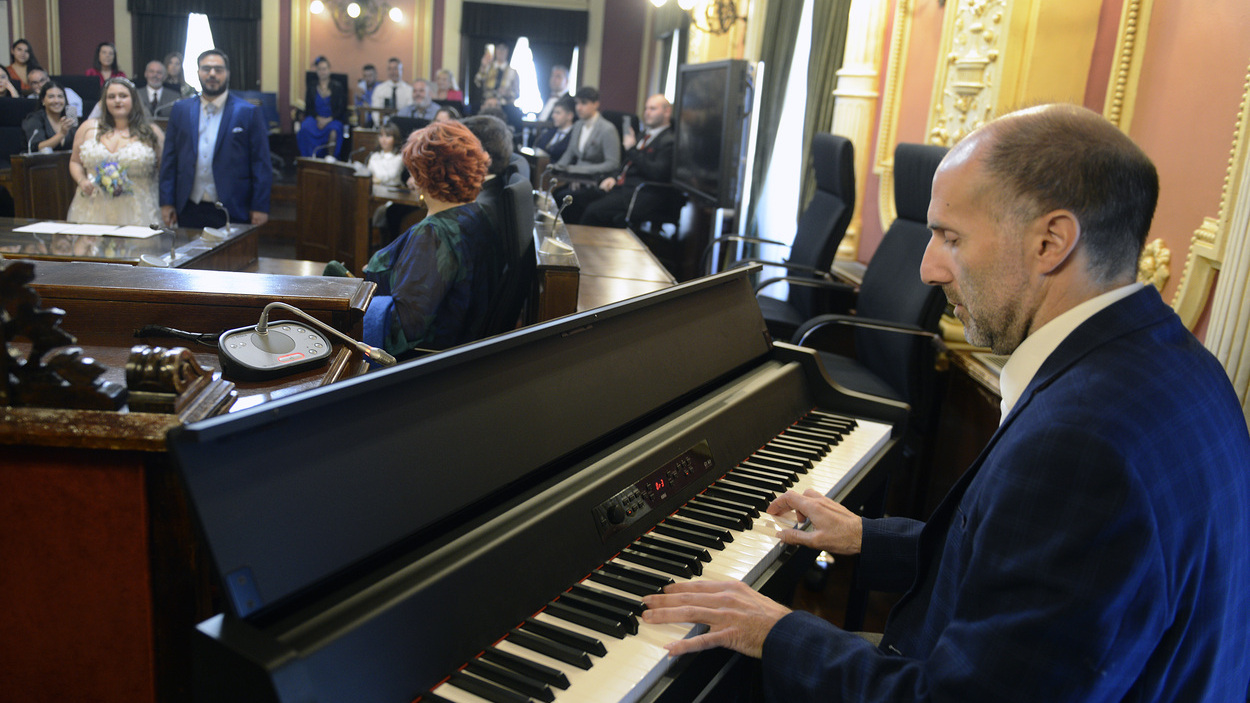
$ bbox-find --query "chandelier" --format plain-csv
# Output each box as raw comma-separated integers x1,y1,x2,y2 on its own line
650,0,745,36
310,0,403,39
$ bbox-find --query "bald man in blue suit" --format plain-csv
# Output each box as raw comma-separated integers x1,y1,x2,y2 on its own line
643,105,1250,702
160,49,271,229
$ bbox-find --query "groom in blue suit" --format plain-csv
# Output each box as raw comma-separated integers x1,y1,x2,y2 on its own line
643,105,1250,701
160,49,271,229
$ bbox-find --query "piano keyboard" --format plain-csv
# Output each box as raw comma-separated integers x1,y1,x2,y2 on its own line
425,411,891,703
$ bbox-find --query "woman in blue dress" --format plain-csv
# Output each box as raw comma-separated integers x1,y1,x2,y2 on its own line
297,56,347,158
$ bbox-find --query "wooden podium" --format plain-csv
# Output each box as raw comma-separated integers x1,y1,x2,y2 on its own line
295,157,372,273
0,261,376,703
10,150,74,220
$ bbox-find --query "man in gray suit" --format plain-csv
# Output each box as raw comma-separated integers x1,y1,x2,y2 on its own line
139,60,179,118
552,86,620,180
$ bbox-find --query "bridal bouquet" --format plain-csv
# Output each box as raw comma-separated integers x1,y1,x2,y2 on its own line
92,161,133,197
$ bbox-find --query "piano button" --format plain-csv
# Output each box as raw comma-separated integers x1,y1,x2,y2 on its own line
555,592,640,635
465,659,556,702
588,569,663,596
637,534,711,562
722,471,786,493
677,506,747,531
624,543,703,575
600,562,675,589
506,628,594,670
569,583,644,616
692,493,760,518
521,619,609,656
481,647,571,689
447,670,533,703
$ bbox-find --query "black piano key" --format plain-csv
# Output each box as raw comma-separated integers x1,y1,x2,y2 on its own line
600,561,675,589
422,692,457,703
637,534,712,562
772,435,830,454
626,542,704,575
465,659,556,702
507,627,594,669
448,670,533,703
569,583,644,615
521,619,609,656
787,426,842,443
808,409,857,428
616,547,694,579
554,592,639,635
766,439,825,460
738,463,798,485
704,483,771,509
665,516,734,543
653,522,724,549
544,600,629,639
588,568,663,596
723,470,787,493
686,498,754,528
751,450,811,471
692,493,760,518
677,505,748,531
481,647,571,689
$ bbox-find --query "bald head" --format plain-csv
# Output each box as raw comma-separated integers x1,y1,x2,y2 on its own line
641,94,672,130
956,104,1158,284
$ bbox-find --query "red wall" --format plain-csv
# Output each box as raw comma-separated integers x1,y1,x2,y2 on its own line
57,0,116,75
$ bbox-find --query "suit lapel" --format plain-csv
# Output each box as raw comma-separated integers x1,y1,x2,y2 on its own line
212,94,233,161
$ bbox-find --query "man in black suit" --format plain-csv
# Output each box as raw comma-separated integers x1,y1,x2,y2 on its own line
139,60,178,118
561,94,674,227
532,95,575,163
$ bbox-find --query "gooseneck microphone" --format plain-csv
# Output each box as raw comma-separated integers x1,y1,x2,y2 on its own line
217,301,396,380
27,129,41,154
555,194,574,229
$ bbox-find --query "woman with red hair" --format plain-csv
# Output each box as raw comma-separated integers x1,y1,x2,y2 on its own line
362,120,502,356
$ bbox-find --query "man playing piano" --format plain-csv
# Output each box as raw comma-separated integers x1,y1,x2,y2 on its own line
643,104,1250,701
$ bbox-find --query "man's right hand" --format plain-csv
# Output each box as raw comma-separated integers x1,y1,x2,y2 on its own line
768,489,864,555
161,205,177,228
598,176,616,192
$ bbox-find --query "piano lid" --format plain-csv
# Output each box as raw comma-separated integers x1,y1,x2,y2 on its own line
168,267,772,618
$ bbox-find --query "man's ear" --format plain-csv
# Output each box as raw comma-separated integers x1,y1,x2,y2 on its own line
1034,209,1080,275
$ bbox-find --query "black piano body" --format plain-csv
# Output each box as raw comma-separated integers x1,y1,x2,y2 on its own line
168,267,908,702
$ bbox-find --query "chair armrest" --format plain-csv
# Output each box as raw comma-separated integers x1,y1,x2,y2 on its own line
701,235,791,274
625,182,685,222
747,265,838,289
793,315,947,353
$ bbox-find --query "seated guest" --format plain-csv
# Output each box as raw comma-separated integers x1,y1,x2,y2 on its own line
7,39,40,95
551,87,620,203
86,41,125,84
0,69,20,97
355,63,377,126
371,57,411,112
362,121,502,355
535,64,569,121
27,68,83,116
434,68,463,103
22,81,79,151
532,95,576,163
562,94,674,227
366,121,405,186
462,114,516,232
297,56,347,158
163,51,197,98
395,79,439,120
434,105,462,123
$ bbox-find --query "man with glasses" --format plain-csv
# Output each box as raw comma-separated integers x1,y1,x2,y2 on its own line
26,68,83,117
160,49,272,229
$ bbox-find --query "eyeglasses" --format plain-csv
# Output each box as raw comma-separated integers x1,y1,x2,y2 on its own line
199,65,228,74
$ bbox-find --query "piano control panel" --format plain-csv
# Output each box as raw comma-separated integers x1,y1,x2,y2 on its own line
592,440,716,541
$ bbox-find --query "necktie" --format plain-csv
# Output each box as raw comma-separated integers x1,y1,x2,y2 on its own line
617,132,651,185
391,85,397,108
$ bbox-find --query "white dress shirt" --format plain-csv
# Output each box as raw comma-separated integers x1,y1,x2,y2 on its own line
370,79,413,111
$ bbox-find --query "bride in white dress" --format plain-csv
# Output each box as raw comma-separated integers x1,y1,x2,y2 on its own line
68,76,165,226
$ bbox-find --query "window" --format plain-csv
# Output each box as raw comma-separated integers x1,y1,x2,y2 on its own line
512,37,543,116
182,13,216,92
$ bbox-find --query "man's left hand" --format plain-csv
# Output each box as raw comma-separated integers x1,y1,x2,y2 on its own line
250,211,269,225
641,580,790,658
598,176,616,192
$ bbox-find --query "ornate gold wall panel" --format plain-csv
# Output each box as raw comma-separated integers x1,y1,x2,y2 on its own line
1102,0,1154,132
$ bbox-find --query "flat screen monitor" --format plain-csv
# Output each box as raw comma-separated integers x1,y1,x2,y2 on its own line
672,59,752,210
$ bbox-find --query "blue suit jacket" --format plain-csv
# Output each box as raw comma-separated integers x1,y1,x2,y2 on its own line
762,286,1250,701
159,93,272,223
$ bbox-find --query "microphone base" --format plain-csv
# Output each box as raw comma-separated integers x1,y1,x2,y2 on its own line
217,321,333,381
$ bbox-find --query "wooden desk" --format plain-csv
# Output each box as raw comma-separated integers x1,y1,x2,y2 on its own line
2,261,375,703
10,150,74,219
532,221,677,321
295,157,371,272
0,216,260,271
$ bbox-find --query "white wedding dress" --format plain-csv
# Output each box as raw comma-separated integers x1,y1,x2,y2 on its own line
67,135,161,227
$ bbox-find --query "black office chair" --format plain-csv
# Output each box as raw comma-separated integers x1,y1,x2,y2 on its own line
702,133,856,341
480,175,537,337
790,142,949,519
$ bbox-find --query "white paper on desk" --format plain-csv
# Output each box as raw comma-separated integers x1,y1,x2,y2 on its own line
11,221,70,234
109,225,161,238
57,223,123,236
